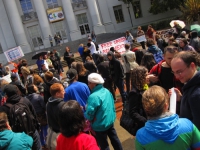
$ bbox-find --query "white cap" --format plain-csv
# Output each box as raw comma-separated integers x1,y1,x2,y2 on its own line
88,73,104,84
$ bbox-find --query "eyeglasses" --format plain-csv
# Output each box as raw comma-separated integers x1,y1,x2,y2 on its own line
171,66,188,76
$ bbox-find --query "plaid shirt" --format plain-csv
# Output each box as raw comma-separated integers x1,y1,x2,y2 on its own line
149,60,183,92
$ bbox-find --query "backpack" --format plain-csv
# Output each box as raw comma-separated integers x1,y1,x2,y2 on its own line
4,98,36,136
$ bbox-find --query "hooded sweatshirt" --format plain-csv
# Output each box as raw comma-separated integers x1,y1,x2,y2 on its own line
190,31,200,51
135,113,200,150
147,45,163,63
0,130,33,150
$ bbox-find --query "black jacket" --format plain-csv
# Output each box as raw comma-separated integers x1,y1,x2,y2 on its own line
97,61,110,78
0,94,38,128
46,97,65,133
129,87,147,129
181,71,200,130
107,51,125,83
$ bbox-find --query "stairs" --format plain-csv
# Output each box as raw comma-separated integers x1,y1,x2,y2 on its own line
21,33,141,66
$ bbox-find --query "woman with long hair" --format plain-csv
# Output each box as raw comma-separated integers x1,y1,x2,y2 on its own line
128,66,149,135
140,52,156,72
76,62,90,85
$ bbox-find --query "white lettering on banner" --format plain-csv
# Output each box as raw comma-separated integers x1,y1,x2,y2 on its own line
99,37,126,54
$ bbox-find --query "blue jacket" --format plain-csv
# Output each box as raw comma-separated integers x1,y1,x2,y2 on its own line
64,81,90,110
0,130,33,150
85,84,116,131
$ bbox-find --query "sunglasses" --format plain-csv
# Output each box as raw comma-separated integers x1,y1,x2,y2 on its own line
165,47,178,52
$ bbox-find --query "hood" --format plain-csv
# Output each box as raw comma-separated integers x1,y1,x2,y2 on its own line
6,94,21,104
148,45,159,54
145,114,179,144
107,51,116,62
46,77,60,85
191,31,198,38
48,97,63,103
0,130,14,149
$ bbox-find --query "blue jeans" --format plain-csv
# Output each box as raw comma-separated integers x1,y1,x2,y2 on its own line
115,79,127,103
32,130,42,150
95,125,123,150
40,125,48,146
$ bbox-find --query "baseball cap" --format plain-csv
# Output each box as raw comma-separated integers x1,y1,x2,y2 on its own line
66,69,77,82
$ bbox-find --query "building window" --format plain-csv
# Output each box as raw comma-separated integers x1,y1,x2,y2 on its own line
76,13,90,35
132,1,142,18
46,0,58,9
52,21,67,40
113,5,124,23
28,25,43,48
20,0,33,14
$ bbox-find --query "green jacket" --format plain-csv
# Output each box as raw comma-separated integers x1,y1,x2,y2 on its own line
85,84,116,131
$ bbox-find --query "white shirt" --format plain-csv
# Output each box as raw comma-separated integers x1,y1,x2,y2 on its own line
88,42,97,54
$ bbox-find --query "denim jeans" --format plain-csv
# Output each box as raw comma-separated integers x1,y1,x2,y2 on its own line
40,125,48,146
115,79,127,103
32,130,42,150
95,125,123,150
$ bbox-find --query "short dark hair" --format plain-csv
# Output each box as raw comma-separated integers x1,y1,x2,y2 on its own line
44,71,53,82
125,44,130,50
179,38,188,45
146,38,155,47
164,46,178,54
173,51,197,66
58,100,85,137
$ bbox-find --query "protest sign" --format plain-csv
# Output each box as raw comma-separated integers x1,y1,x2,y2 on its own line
4,46,24,62
155,28,176,40
137,35,146,43
99,37,126,54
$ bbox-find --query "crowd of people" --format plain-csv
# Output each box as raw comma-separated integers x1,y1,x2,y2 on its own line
0,22,200,150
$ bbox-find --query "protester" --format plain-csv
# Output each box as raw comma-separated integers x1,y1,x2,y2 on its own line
49,35,53,47
146,25,155,40
136,85,200,150
76,62,90,85
137,26,146,49
84,56,97,74
64,69,90,110
10,73,26,96
140,52,156,72
171,51,200,130
57,100,99,150
190,31,200,52
0,112,33,150
121,44,138,93
125,30,134,48
87,38,98,65
78,44,85,62
64,46,73,68
46,83,65,149
91,31,96,43
107,51,127,103
85,73,123,150
179,38,195,51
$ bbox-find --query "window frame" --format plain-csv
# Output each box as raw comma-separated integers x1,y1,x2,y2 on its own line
113,5,125,24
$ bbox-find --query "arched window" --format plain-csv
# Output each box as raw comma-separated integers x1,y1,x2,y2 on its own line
19,0,33,14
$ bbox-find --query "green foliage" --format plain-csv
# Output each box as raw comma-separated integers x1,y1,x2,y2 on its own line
149,0,185,14
180,0,200,24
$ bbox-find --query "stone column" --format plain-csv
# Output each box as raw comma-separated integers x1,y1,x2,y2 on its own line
86,0,106,34
96,0,115,32
32,0,52,48
61,0,82,41
3,0,32,53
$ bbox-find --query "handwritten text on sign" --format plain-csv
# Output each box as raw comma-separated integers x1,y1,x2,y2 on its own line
99,37,126,54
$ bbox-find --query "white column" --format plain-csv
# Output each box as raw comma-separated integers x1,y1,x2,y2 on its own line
97,0,115,32
61,0,82,41
3,0,32,53
86,0,106,34
32,0,52,48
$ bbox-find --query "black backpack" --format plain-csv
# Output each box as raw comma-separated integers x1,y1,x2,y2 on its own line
5,98,36,136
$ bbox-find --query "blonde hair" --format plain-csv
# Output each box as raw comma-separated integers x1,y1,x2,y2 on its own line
142,85,169,118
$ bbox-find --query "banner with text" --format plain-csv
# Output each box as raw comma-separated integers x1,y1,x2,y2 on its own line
4,46,24,62
47,7,64,22
156,28,176,39
99,37,126,54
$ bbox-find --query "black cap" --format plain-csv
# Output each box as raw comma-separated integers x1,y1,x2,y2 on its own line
10,73,17,79
3,84,18,97
66,69,77,82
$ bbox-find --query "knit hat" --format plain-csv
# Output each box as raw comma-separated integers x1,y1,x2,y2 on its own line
88,73,104,84
3,84,18,97
66,69,77,82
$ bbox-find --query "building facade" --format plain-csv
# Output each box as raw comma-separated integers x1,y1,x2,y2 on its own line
0,0,181,64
